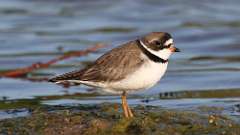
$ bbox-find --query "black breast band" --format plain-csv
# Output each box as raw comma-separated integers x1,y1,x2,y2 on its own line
137,40,168,63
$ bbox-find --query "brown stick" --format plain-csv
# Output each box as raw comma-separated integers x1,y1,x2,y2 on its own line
0,44,105,78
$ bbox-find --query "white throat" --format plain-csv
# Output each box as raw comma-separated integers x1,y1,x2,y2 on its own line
139,40,171,60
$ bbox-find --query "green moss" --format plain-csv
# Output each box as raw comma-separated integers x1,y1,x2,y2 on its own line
111,118,132,133
35,92,99,100
0,92,98,110
85,27,137,33
159,89,240,99
182,21,240,28
0,99,40,110
0,103,239,135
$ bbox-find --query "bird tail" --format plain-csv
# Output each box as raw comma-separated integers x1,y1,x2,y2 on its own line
48,69,85,85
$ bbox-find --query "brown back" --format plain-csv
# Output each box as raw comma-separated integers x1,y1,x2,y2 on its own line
49,40,144,83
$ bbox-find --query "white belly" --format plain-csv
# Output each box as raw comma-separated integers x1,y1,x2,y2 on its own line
105,60,168,93
74,54,168,94
76,61,168,94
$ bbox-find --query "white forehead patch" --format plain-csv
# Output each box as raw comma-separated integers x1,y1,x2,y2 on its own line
164,38,173,46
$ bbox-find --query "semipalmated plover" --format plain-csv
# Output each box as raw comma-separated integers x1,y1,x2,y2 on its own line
49,32,180,118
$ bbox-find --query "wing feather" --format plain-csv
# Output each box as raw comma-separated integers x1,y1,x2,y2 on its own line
49,41,144,83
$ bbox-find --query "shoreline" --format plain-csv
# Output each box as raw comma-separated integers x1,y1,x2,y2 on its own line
0,103,239,135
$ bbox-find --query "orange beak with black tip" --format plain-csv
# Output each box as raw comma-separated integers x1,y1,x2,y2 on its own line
169,47,180,52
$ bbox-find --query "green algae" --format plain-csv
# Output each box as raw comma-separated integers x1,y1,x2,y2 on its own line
0,92,98,110
0,99,40,110
35,92,99,101
189,56,240,63
182,21,240,28
0,103,239,135
159,89,240,99
85,27,137,33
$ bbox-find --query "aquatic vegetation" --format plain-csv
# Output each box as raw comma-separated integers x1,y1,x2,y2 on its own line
0,103,239,135
159,89,240,99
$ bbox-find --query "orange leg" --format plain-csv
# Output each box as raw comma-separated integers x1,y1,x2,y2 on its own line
121,91,134,118
126,101,133,118
121,92,129,118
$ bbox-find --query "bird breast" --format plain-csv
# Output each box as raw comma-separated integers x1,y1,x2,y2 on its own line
107,58,168,92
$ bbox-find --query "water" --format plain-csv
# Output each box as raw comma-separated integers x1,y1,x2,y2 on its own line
0,0,240,119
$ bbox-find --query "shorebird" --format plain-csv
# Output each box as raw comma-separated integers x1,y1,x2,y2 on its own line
49,32,180,118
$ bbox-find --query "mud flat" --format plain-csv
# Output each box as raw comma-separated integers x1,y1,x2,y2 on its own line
0,103,239,135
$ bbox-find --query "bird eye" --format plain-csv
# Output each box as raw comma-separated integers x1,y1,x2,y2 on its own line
155,41,161,45
154,41,164,49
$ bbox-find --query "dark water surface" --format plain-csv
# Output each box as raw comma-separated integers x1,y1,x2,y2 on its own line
0,0,240,119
